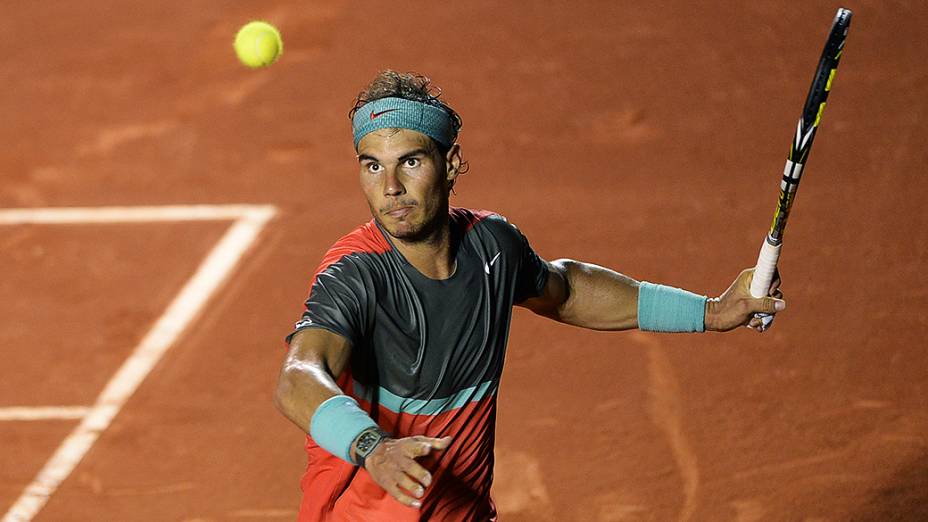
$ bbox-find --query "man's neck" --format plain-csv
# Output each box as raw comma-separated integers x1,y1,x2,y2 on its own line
391,216,456,280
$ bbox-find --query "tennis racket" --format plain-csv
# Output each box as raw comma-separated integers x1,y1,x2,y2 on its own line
752,7,853,328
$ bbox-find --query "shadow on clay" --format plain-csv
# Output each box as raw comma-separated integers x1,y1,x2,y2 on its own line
849,451,928,522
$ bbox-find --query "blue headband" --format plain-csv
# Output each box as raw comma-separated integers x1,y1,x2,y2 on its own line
351,97,456,150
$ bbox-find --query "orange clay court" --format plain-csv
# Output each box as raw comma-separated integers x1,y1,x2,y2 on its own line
1,1,926,521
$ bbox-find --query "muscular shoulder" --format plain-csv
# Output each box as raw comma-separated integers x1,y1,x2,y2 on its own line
320,221,390,266
295,221,390,343
452,207,528,249
310,220,387,274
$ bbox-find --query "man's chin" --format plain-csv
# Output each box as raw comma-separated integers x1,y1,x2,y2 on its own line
375,217,422,242
390,227,428,243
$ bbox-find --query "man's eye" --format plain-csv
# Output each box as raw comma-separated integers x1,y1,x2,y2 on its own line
404,158,420,168
367,163,381,173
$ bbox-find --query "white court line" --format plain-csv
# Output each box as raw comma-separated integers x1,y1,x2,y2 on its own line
1,205,276,522
0,407,90,421
0,205,272,225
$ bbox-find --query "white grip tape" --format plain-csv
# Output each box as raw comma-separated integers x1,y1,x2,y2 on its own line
751,239,781,329
751,239,781,298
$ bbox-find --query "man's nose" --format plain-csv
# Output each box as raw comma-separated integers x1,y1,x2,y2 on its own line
383,169,405,196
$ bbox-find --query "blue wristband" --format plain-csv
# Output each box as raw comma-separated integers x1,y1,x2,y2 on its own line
310,395,378,464
637,282,707,333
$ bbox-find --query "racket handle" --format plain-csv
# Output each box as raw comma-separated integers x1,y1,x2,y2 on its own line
751,238,781,329
751,238,781,298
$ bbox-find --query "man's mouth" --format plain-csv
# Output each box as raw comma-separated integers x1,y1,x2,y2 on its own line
385,205,414,219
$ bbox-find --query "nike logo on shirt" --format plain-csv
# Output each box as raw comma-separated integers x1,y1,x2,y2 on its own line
484,252,501,275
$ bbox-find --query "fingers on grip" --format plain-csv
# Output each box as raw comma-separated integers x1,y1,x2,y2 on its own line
769,268,782,294
748,313,774,332
762,297,783,314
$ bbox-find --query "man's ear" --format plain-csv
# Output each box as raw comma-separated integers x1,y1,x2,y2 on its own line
445,143,462,184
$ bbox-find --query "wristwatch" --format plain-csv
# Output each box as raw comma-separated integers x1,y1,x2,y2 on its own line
354,427,389,468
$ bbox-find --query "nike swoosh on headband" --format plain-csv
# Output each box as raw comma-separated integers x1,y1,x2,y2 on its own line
370,109,399,120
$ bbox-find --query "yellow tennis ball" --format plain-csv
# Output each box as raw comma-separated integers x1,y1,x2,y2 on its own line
234,21,283,68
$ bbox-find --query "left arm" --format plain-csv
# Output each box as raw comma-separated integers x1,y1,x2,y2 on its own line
518,259,640,330
517,259,785,332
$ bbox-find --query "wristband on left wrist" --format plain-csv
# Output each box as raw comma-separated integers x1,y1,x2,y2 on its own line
309,395,378,464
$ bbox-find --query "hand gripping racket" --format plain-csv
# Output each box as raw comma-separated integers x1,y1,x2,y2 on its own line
752,7,853,328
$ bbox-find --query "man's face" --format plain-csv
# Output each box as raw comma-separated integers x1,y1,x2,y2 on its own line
357,128,457,242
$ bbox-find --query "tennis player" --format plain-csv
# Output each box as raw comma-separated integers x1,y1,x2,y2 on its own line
274,70,784,521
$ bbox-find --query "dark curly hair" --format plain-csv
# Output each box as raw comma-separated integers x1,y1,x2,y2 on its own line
349,70,469,176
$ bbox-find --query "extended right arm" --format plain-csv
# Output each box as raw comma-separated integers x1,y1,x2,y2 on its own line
273,327,449,508
273,327,351,432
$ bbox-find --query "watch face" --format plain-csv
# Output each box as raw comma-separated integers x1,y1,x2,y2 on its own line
357,429,383,456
